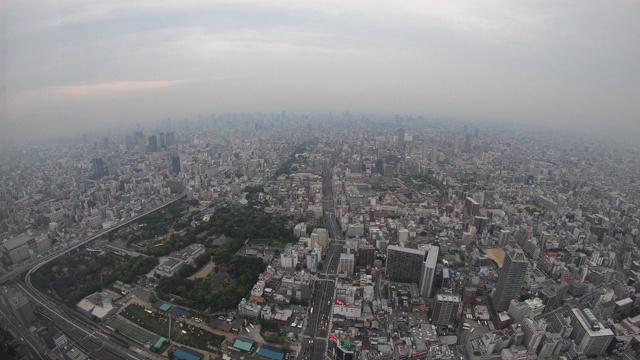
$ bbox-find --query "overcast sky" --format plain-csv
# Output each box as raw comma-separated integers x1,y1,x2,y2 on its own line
1,0,639,145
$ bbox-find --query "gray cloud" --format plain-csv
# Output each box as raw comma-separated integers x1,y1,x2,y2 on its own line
2,0,639,146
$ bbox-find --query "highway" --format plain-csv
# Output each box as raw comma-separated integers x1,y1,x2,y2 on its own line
301,240,342,360
299,166,345,359
0,304,45,359
0,192,187,359
16,280,150,360
0,192,186,285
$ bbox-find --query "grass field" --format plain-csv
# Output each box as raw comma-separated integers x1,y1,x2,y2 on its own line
120,303,226,351
106,318,157,345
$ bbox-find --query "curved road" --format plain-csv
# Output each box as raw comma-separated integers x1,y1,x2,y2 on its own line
0,192,186,285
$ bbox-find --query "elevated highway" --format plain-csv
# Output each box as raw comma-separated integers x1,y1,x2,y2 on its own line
0,192,186,285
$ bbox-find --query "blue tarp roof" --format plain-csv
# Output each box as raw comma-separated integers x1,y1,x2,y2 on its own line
257,345,285,360
168,307,189,317
174,347,204,360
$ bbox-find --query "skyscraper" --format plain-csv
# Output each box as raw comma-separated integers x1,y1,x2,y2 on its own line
338,253,355,275
432,293,461,326
138,137,146,156
165,132,176,148
159,132,166,149
8,291,37,326
492,248,528,311
386,245,439,298
396,128,405,152
419,245,439,298
92,158,106,179
568,308,614,356
125,135,133,150
170,154,181,174
386,245,424,284
148,135,158,152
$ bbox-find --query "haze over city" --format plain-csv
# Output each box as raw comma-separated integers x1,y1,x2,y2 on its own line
4,2,640,360
2,0,640,147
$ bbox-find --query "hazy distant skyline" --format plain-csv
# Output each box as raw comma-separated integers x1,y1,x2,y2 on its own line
2,1,639,146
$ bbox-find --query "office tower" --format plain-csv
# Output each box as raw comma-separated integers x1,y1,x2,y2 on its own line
432,293,461,326
499,230,511,246
386,245,439,298
125,135,133,150
165,132,176,148
92,158,106,179
170,154,181,174
386,245,425,283
159,132,166,149
138,137,146,156
522,318,545,350
537,333,563,358
357,245,375,267
550,314,573,338
103,137,109,150
568,308,614,356
396,128,405,152
492,248,528,311
8,291,37,325
339,253,355,275
148,135,158,152
465,133,472,151
419,245,439,298
465,197,480,216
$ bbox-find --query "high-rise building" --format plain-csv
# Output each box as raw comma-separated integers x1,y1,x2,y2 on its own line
339,253,355,276
465,197,480,216
419,245,439,298
159,132,166,149
357,244,375,267
522,318,545,350
432,293,461,326
386,245,439,298
92,158,106,179
8,291,37,325
568,308,614,356
537,333,563,358
170,154,181,174
465,133,472,151
165,132,176,148
138,137,146,156
125,135,134,150
492,248,528,311
148,135,158,152
396,128,405,152
499,230,511,246
386,245,424,284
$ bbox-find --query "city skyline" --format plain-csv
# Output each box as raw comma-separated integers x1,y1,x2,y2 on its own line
3,1,640,147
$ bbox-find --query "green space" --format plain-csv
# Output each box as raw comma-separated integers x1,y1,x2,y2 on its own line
120,303,226,351
121,202,190,246
157,239,267,312
260,319,286,344
106,318,160,347
31,253,158,306
144,204,295,257
403,175,444,190
273,143,314,179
